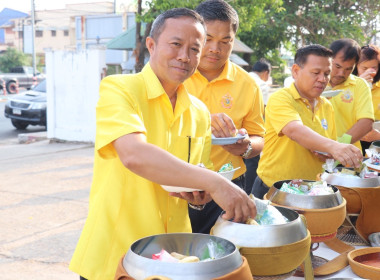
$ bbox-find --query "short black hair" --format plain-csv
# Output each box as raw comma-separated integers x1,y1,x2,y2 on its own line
353,45,380,83
150,8,205,41
195,0,239,33
329,38,360,63
294,44,333,68
252,59,271,73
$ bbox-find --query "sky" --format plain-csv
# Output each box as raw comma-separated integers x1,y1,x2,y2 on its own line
0,0,117,13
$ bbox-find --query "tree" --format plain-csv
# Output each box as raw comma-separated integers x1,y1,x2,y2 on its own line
134,0,202,72
0,47,30,73
133,0,281,72
132,0,378,73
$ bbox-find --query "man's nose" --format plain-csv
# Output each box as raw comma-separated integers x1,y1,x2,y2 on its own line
177,48,190,62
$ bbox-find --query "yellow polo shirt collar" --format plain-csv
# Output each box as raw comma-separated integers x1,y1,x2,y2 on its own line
289,83,325,109
193,59,235,83
142,63,192,118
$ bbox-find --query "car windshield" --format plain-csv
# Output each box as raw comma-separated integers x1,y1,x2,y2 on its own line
33,80,46,92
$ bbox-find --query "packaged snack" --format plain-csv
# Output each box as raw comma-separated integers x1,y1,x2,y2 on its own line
248,195,288,225
218,162,233,172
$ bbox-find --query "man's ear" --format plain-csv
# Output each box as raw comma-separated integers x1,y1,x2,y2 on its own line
146,37,155,55
292,64,300,80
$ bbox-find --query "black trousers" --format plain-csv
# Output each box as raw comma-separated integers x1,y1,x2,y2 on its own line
189,175,246,234
360,140,371,156
251,175,269,199
243,155,260,194
80,276,87,280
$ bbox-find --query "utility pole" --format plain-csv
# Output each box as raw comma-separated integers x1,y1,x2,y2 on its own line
31,0,36,76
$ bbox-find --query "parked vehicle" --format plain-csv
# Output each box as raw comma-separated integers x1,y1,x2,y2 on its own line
4,79,46,129
0,66,44,94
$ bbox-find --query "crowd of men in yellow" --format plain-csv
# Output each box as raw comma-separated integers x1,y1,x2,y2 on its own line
68,0,380,279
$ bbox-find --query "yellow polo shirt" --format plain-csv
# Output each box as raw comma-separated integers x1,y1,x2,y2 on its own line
329,75,374,148
184,60,265,179
69,63,213,280
372,81,380,120
257,83,337,187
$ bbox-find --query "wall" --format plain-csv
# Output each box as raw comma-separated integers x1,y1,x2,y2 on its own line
45,48,106,143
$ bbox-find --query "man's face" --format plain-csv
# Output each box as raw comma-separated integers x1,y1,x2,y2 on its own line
146,17,205,91
293,54,332,101
330,50,356,87
197,20,235,79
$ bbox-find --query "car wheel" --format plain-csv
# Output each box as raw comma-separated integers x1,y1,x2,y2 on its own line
11,119,29,130
6,81,18,94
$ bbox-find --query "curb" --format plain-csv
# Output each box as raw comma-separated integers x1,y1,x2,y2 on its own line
18,131,47,144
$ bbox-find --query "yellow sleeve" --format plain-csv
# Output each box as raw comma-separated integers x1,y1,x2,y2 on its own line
96,75,147,159
265,90,302,135
355,78,375,121
243,83,265,137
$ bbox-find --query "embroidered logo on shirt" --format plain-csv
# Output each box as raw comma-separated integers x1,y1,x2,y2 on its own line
220,94,233,109
340,90,353,103
321,119,328,130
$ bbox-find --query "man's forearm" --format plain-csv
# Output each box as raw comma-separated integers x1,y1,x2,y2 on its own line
346,118,374,144
248,135,264,158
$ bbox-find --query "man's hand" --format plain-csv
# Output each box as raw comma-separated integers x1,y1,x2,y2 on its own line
211,181,257,223
328,142,363,168
223,129,250,156
360,68,377,84
170,190,212,205
211,113,237,137
311,150,333,162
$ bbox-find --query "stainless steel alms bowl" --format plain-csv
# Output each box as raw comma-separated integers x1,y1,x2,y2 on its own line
321,167,380,188
123,233,242,280
212,206,308,248
267,179,344,209
369,140,380,153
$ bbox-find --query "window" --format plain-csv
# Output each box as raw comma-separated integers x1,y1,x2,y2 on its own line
36,30,43,37
64,30,69,36
18,31,23,38
51,30,56,37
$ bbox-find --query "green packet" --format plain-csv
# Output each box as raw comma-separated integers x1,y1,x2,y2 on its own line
218,162,233,172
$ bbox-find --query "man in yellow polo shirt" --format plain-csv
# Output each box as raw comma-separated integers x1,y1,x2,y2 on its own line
69,8,257,280
252,45,363,199
184,0,265,234
328,39,374,150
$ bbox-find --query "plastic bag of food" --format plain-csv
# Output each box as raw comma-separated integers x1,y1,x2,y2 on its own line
152,249,179,263
218,162,233,172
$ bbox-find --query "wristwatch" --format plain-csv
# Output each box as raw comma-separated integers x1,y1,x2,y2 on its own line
241,142,253,159
188,202,206,211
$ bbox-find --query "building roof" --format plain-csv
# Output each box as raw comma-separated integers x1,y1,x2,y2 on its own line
0,8,28,27
107,23,145,50
107,24,254,54
229,53,249,66
232,38,253,53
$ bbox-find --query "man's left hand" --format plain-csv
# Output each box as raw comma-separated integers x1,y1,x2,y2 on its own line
170,190,212,205
222,128,249,156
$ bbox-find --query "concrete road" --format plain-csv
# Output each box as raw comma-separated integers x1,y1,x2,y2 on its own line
0,139,94,279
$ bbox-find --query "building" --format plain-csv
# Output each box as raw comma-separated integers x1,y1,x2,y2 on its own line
0,8,28,52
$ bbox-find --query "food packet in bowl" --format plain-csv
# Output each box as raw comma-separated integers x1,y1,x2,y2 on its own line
248,195,288,225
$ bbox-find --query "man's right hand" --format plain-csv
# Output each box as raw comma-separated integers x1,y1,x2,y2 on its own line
211,113,238,137
328,142,363,168
209,180,257,223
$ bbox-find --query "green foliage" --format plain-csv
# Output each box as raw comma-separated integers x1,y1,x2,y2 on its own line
133,0,378,73
0,47,30,73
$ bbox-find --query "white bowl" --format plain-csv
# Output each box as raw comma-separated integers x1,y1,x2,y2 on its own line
218,167,240,181
373,121,380,130
161,185,201,193
161,167,241,192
